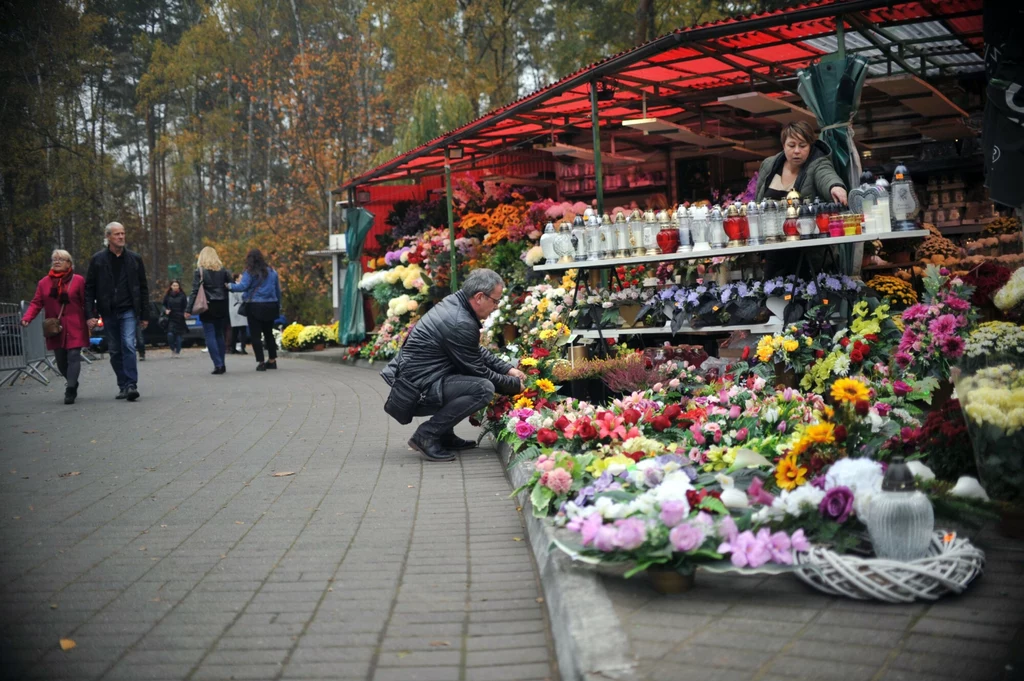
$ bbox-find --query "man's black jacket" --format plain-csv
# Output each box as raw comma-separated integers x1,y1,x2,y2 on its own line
381,291,519,424
84,248,149,322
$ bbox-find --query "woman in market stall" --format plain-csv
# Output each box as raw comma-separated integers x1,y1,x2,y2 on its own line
755,121,848,206
755,121,848,278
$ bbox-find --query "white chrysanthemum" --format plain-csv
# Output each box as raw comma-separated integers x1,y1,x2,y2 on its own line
650,470,694,504
826,457,884,518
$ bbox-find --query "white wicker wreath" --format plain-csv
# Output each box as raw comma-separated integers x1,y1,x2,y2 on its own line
794,531,985,603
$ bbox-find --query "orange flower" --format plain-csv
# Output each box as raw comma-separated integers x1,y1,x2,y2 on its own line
775,454,808,490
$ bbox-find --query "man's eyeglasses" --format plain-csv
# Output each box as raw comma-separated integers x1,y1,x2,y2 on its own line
480,293,502,305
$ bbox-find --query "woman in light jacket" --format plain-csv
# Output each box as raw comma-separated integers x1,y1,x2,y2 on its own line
21,249,91,404
228,248,281,371
188,247,232,374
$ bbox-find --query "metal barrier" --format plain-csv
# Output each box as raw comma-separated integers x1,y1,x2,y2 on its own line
0,301,56,387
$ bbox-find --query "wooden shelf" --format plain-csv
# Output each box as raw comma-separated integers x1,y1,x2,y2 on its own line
533,230,930,272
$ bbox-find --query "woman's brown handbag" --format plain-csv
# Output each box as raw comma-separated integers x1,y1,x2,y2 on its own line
42,304,65,338
191,267,209,315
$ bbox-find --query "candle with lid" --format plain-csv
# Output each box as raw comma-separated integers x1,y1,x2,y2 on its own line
613,212,630,257
554,222,575,264
745,201,763,247
571,215,587,261
689,205,710,251
539,221,558,264
865,456,934,561
890,164,920,231
628,210,645,257
797,200,816,240
708,205,727,249
655,209,679,254
723,203,744,247
598,213,613,258
642,210,659,256
585,214,601,261
675,204,692,253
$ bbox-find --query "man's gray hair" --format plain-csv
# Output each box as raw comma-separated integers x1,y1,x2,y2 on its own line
461,268,504,298
104,222,123,237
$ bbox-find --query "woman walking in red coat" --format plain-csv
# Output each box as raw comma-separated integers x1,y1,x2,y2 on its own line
21,249,91,404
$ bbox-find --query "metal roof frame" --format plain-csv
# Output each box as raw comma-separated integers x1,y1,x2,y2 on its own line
339,0,983,192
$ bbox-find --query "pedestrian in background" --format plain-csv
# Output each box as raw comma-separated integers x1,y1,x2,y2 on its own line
228,273,248,355
85,221,149,401
188,246,232,375
21,249,91,404
228,248,280,371
163,280,189,357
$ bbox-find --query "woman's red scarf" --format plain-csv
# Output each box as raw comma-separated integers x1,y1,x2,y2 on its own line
48,267,74,304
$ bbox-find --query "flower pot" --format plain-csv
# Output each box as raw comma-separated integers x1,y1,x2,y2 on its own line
618,304,642,327
647,567,695,594
313,343,326,351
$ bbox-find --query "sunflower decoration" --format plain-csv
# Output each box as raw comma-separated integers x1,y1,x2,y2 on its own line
831,377,871,405
866,275,918,307
775,453,808,491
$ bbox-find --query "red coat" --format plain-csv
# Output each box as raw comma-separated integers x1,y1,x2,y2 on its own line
22,273,91,351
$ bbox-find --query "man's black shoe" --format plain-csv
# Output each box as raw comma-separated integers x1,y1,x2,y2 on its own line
125,384,140,401
116,388,128,399
441,434,476,451
64,385,77,405
408,435,456,462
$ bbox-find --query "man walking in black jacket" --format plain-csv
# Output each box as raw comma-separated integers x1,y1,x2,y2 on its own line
381,269,525,462
85,222,150,401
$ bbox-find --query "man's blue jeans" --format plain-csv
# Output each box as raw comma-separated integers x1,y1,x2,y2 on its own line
104,309,138,389
202,319,227,369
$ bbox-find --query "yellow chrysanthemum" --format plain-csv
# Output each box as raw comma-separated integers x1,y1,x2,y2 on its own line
775,454,808,491
535,379,555,394
804,423,836,445
520,358,538,367
783,339,799,353
514,396,534,410
831,377,871,404
539,329,557,341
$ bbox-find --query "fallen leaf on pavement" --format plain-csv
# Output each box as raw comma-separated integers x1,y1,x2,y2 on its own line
59,472,80,478
512,537,523,542
536,597,544,603
50,603,58,609
59,638,75,651
23,430,37,434
407,485,415,488
396,651,410,658
271,472,295,477
429,641,450,647
235,521,244,525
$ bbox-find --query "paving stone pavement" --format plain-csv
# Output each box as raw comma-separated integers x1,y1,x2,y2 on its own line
0,349,558,681
603,521,1024,681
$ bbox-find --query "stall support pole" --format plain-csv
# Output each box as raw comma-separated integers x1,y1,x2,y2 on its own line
836,16,846,58
445,148,458,291
590,81,604,216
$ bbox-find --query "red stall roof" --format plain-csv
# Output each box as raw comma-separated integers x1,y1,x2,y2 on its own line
341,0,982,191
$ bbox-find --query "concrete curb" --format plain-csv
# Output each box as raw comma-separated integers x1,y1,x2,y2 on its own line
279,349,379,371
497,440,640,681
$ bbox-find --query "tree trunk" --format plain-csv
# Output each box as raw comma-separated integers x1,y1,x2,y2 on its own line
635,0,655,45
147,105,159,278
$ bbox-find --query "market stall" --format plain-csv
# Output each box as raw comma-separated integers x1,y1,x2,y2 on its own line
332,0,1024,594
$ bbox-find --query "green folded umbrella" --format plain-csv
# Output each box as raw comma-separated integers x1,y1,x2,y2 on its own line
339,207,375,346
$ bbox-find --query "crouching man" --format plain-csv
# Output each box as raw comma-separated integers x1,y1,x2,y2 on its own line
381,269,526,462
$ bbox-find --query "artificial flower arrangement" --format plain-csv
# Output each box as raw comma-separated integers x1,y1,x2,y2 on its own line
359,310,420,363
953,364,1024,503
893,265,977,381
798,300,904,396
993,266,1024,320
